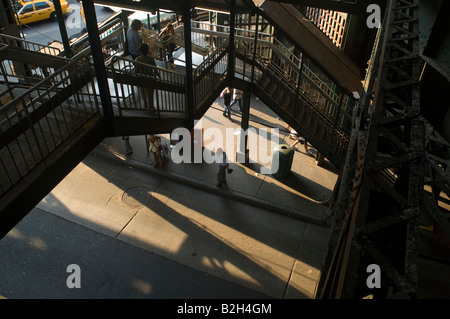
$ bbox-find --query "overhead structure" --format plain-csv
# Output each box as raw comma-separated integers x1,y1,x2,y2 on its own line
0,0,449,299
317,0,447,298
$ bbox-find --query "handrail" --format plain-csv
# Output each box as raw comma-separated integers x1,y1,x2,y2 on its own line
71,17,125,59
261,60,335,127
70,12,124,49
0,56,91,113
188,20,341,104
185,22,352,134
111,55,185,83
243,45,352,140
236,41,345,117
0,54,101,197
193,44,229,109
255,60,350,163
109,55,186,115
0,33,63,56
194,42,228,80
67,16,345,110
187,22,299,70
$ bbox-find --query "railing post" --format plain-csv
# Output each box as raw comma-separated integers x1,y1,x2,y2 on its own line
155,9,160,32
183,8,195,128
293,58,304,118
82,0,114,135
250,14,259,85
327,90,344,156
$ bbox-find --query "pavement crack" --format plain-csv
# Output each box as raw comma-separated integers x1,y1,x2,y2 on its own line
115,208,140,239
282,223,307,299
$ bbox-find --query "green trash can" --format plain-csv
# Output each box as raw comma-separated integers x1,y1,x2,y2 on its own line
271,144,294,178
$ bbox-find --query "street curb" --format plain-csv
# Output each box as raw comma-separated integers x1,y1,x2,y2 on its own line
91,146,329,226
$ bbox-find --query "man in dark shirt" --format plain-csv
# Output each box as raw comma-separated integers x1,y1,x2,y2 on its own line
127,19,143,60
220,87,232,121
135,43,159,110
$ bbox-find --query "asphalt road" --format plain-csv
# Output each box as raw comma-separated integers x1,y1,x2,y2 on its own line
18,1,116,46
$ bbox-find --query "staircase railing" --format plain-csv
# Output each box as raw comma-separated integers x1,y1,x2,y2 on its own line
193,43,229,112
0,32,62,56
109,56,186,118
0,56,100,197
236,41,353,134
0,33,67,85
181,19,353,164
252,55,350,163
190,20,344,101
188,20,354,124
70,17,126,62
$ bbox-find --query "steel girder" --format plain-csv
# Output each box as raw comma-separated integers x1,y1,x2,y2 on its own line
318,0,425,299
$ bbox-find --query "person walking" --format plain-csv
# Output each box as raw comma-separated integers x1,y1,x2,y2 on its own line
147,135,164,168
122,136,133,155
158,22,176,68
135,43,160,110
291,136,308,152
229,88,243,111
220,87,232,121
216,148,230,187
127,19,143,60
287,125,308,152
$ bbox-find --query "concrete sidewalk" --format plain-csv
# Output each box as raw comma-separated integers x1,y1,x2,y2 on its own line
0,95,340,299
99,96,339,225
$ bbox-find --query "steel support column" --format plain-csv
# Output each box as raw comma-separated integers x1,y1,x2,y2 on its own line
237,11,256,164
82,0,114,135
228,0,236,84
182,8,195,128
53,0,72,58
250,13,259,85
318,0,424,299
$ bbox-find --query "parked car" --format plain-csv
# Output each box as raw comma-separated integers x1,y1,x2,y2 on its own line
14,0,72,25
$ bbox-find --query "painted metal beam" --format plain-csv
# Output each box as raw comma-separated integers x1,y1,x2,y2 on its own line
82,0,115,135
319,0,425,298
253,0,387,15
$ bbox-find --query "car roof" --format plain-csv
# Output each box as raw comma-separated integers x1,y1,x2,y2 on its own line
19,0,52,3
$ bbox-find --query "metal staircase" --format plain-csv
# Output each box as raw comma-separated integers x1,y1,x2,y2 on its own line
0,7,360,237
247,55,350,167
0,55,106,237
0,0,448,299
188,19,356,168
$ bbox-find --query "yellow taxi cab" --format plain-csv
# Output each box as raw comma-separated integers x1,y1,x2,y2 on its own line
14,0,72,25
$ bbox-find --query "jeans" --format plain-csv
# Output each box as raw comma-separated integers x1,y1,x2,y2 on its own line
230,98,242,110
223,104,231,119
